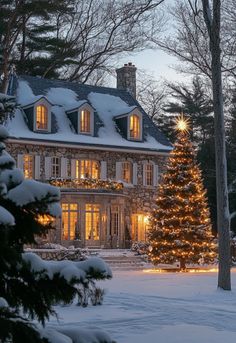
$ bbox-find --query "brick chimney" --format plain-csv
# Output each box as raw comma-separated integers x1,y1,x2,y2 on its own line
116,62,137,99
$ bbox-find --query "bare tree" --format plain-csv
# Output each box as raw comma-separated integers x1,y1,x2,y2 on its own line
201,0,231,290
0,0,166,92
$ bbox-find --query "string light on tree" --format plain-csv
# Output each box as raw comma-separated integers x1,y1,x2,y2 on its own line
148,114,216,271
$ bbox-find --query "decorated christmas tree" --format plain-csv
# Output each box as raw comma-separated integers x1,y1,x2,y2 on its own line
148,115,216,270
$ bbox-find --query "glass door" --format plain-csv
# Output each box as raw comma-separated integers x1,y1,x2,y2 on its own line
85,204,100,246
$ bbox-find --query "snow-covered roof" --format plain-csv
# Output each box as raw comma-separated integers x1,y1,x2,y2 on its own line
6,75,172,152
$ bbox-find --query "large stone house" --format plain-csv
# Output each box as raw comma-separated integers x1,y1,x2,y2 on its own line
5,63,171,248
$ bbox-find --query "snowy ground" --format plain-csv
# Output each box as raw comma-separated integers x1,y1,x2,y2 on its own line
50,269,236,343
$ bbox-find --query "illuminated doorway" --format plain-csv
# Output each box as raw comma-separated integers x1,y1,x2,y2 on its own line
131,214,149,242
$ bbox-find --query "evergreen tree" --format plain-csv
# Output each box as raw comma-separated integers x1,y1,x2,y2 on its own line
164,77,214,144
148,116,216,270
0,95,112,342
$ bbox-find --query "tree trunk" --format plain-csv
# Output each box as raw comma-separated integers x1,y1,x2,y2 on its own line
179,259,186,271
202,0,231,290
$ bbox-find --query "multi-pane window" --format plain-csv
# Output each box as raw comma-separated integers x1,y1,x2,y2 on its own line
121,162,132,183
23,155,34,179
144,163,154,186
76,160,100,179
129,114,140,139
85,204,100,241
51,157,60,178
80,109,91,133
36,105,48,130
61,203,78,240
111,205,119,236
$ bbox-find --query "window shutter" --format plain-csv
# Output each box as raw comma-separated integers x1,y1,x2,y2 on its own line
45,157,51,180
101,161,107,180
154,164,159,186
115,162,122,181
61,158,68,178
142,164,146,186
71,159,76,179
17,154,24,170
133,162,138,185
34,155,41,180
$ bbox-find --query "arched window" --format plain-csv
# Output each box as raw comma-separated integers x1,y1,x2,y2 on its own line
129,114,141,139
36,105,48,130
80,109,91,133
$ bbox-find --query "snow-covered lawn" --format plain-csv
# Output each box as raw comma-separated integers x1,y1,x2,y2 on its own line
50,269,236,343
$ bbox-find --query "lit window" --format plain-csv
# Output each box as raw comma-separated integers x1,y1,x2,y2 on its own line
76,160,100,179
61,203,78,240
129,114,141,139
23,155,34,179
36,105,48,130
85,204,100,241
121,162,132,183
131,214,149,241
51,157,60,178
144,163,154,186
80,109,91,133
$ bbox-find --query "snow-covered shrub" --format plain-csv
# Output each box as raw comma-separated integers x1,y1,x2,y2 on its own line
131,241,150,255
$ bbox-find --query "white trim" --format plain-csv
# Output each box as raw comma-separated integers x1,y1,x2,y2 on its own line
71,159,76,179
7,138,171,156
101,161,107,180
133,162,138,185
34,155,41,179
33,98,52,133
17,154,24,170
45,156,51,179
78,104,94,136
61,158,68,178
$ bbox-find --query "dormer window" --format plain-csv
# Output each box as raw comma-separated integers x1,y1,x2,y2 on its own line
80,109,91,133
129,114,141,140
36,105,48,130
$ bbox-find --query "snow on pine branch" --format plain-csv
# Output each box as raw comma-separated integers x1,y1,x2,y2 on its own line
6,179,61,216
0,206,15,226
22,253,112,281
42,326,115,343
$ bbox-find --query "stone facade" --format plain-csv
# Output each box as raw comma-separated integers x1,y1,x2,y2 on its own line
7,140,169,248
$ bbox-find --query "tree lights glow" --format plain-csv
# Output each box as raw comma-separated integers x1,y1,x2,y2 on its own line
148,118,216,271
175,113,190,133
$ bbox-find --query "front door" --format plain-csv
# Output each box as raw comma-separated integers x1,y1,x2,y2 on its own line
85,204,100,246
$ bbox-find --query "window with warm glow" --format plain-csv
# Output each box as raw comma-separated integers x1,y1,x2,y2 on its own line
85,204,100,241
131,214,149,241
36,105,48,130
144,163,154,186
76,160,100,179
129,114,141,139
121,162,132,183
51,157,60,178
61,203,78,240
23,155,34,179
80,109,91,133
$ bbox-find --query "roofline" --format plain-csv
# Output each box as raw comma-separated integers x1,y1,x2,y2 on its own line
20,96,55,108
7,137,172,156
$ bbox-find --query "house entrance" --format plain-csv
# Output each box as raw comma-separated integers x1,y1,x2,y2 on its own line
85,204,100,246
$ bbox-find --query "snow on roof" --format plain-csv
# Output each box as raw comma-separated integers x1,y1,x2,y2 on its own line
6,77,172,152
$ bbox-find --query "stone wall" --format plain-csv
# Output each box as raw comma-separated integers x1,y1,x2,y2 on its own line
6,141,169,246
